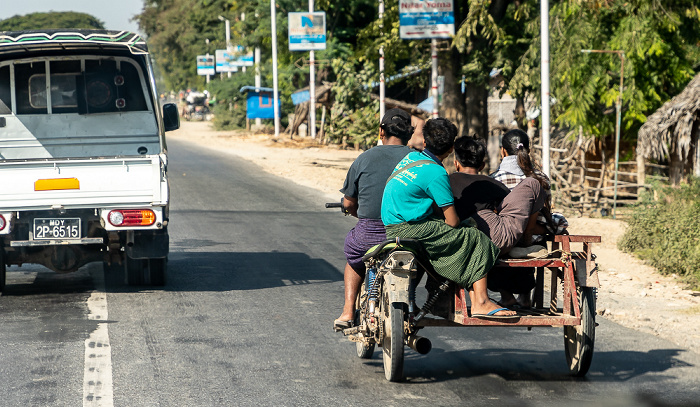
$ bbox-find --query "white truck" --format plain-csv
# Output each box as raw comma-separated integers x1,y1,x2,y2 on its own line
0,30,180,291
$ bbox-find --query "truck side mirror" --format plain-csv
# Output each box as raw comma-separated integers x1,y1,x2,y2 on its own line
162,103,180,132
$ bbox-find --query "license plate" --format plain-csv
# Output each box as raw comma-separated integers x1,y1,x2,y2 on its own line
33,218,81,240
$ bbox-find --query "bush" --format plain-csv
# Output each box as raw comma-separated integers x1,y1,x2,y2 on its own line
618,177,700,289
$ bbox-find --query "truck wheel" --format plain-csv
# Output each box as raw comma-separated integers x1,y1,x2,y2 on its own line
125,256,167,286
0,248,6,293
148,257,167,286
125,256,147,286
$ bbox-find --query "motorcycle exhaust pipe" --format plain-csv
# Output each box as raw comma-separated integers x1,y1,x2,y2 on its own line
405,335,432,355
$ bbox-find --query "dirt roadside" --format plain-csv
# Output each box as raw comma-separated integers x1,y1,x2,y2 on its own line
169,121,700,352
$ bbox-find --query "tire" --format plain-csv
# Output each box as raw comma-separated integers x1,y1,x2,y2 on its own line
564,286,596,376
355,288,375,359
125,256,167,286
125,256,148,286
0,247,6,293
148,257,167,286
382,300,406,382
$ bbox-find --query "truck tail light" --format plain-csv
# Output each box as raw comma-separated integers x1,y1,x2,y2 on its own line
108,209,156,227
0,214,5,231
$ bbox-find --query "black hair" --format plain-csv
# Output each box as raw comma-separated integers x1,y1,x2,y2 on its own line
423,118,457,156
501,128,555,231
381,121,413,144
454,137,486,169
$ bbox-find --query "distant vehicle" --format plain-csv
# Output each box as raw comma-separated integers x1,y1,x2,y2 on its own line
183,91,210,121
0,30,180,290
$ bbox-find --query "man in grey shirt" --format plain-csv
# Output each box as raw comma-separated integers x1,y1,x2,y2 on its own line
334,108,414,331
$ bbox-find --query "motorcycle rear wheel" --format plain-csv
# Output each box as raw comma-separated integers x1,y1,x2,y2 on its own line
382,297,405,382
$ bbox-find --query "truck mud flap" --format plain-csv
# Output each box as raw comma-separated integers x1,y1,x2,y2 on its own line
126,230,169,259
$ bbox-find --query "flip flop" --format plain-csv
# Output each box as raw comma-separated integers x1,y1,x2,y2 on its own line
472,307,519,320
333,319,354,332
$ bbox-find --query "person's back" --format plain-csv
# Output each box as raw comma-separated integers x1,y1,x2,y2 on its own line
334,108,414,331
342,144,412,219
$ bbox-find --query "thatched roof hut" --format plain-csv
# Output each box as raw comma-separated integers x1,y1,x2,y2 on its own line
637,73,700,183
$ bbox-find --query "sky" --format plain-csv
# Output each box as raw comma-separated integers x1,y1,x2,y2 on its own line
1,0,144,33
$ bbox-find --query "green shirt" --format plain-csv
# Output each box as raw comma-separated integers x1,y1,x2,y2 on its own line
381,150,454,225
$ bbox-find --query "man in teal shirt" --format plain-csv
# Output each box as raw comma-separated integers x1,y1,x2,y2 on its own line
381,118,516,319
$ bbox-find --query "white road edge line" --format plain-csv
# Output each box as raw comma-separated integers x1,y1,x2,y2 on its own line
83,265,114,407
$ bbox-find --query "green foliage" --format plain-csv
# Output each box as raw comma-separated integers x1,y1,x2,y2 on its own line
618,178,700,289
510,0,700,142
0,12,105,31
326,59,379,148
207,70,254,130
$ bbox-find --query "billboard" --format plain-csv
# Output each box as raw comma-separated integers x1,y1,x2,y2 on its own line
399,0,455,39
288,12,326,51
196,55,215,76
215,50,238,73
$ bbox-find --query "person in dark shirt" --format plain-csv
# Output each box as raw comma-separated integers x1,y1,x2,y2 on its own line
450,137,546,254
449,137,547,307
334,109,414,331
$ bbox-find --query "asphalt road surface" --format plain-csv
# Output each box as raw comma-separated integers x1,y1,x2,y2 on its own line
1,139,700,406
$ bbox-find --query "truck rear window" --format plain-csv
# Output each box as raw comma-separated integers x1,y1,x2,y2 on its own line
8,58,149,115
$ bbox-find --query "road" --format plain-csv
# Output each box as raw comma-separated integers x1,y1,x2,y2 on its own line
1,138,699,406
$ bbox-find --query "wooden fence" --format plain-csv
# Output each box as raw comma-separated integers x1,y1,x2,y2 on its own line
533,145,669,215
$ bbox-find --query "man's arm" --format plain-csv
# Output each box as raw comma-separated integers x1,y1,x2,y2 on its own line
343,195,359,218
441,205,460,228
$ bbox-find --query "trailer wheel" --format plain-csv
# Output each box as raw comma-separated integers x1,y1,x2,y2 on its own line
564,286,596,376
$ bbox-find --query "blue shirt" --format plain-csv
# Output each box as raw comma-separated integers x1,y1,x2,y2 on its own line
381,150,454,225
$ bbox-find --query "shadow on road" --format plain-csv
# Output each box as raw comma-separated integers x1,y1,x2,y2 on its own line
391,346,694,384
1,250,341,296
103,250,342,293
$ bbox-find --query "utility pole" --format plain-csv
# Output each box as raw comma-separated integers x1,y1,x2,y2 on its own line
218,16,232,78
379,0,385,121
430,39,438,119
540,0,550,178
205,38,210,84
271,0,280,137
308,0,316,139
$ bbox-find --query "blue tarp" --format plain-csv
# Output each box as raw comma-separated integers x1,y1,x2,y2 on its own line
291,90,310,105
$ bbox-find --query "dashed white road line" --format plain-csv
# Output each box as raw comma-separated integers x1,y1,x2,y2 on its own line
83,266,114,407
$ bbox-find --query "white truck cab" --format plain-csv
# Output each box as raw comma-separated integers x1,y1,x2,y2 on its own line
0,30,180,290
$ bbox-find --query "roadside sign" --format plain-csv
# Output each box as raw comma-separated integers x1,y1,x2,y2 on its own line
288,12,326,51
215,50,239,73
230,45,254,66
196,55,215,76
399,0,455,39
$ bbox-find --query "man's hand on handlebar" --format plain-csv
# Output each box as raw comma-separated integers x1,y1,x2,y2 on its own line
325,196,358,217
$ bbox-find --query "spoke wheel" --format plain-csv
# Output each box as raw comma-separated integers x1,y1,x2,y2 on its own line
382,293,405,382
355,285,375,359
564,286,596,376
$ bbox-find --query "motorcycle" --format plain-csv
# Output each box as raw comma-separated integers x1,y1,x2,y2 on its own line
327,201,600,382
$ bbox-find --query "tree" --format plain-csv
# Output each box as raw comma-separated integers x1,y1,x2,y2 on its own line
0,12,105,31
510,0,700,146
